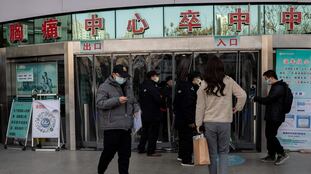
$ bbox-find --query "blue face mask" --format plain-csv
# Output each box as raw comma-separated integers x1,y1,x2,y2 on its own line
115,76,126,85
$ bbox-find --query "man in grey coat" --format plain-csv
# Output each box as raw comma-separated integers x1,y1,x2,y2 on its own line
97,65,140,174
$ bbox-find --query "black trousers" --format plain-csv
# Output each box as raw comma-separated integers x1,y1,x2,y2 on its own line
98,129,131,174
138,121,160,155
178,126,195,163
265,121,284,157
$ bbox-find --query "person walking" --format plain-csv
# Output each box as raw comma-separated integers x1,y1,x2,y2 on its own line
196,55,247,174
254,70,290,165
97,65,140,174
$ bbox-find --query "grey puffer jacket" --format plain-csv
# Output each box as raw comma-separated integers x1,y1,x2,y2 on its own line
96,76,140,130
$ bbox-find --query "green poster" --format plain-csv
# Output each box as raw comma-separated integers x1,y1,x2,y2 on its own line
7,101,32,138
16,62,58,95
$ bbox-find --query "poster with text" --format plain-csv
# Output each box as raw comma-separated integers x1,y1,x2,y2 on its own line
276,49,311,150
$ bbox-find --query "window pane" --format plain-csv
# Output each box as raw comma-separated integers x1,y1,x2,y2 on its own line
164,6,213,37
116,7,163,38
72,11,115,40
34,15,72,43
3,20,34,46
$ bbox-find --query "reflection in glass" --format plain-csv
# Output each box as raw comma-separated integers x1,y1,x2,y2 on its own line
175,54,193,80
95,55,111,87
132,55,148,98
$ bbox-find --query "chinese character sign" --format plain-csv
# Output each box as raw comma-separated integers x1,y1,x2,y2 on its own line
281,7,302,31
9,23,28,43
85,14,105,37
42,18,62,40
127,13,149,34
80,40,103,53
179,10,201,33
214,36,240,48
276,49,311,150
228,8,250,32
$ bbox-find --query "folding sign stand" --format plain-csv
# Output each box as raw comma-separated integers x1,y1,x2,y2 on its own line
31,93,63,152
4,97,33,151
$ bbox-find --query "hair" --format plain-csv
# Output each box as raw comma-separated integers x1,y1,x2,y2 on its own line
263,70,278,80
203,55,226,97
188,71,201,82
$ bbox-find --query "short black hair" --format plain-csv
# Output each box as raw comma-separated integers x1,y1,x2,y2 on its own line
188,71,201,82
165,76,172,82
146,70,159,79
263,70,278,80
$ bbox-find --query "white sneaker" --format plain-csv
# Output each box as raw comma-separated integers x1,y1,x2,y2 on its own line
181,162,194,167
177,157,182,162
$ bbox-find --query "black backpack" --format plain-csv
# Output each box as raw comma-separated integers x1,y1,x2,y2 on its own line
283,85,293,114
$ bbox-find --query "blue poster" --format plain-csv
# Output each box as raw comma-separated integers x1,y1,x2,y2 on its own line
276,49,311,150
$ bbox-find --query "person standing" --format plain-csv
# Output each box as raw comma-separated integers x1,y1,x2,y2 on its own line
137,71,162,157
196,56,247,174
97,65,140,174
254,70,289,165
174,71,201,166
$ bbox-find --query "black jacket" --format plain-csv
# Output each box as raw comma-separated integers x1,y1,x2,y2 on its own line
254,80,287,122
139,80,162,122
173,81,198,128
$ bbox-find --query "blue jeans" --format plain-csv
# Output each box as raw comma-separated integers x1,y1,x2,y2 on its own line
204,123,231,174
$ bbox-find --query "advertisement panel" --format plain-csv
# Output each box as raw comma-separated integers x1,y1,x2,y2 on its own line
32,100,60,138
276,49,311,150
6,101,32,139
16,62,58,95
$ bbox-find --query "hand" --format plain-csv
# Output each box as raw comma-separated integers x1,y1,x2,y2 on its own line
119,96,128,104
188,123,196,128
233,107,237,114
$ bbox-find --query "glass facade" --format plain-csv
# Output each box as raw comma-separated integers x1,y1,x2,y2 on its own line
1,4,311,47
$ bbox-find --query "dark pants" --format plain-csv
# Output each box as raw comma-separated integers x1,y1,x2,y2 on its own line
178,126,194,163
98,130,131,174
138,121,160,155
265,121,284,157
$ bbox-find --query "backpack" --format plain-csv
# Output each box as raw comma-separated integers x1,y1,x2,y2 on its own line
283,85,293,114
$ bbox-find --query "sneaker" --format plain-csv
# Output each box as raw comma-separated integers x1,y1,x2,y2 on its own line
274,153,289,165
181,162,194,167
261,155,276,162
177,157,182,162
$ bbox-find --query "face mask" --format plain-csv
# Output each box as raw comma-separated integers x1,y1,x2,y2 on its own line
193,78,202,86
115,76,126,85
153,76,160,83
265,78,271,85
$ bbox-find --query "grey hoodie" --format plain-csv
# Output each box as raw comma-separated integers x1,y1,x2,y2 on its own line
96,76,140,130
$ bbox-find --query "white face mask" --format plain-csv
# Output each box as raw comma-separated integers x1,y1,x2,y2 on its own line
153,76,160,83
115,76,126,85
193,78,202,86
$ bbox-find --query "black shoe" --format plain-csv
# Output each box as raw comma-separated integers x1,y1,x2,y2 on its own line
274,153,289,165
261,155,276,162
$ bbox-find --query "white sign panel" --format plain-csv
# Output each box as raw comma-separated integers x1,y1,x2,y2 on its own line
32,100,60,138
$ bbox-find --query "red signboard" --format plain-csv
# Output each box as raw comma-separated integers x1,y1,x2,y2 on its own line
127,13,149,34
179,10,201,33
42,18,61,40
281,7,302,31
85,14,104,37
228,8,250,32
9,23,26,43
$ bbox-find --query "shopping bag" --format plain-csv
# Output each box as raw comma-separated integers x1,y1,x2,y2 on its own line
193,134,210,166
133,110,142,134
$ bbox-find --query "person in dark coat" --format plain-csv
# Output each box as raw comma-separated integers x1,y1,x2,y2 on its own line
137,70,162,157
174,71,201,166
254,70,289,165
